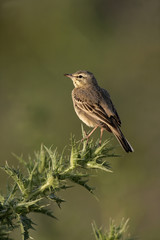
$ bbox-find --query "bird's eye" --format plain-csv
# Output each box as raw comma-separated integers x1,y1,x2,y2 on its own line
78,75,83,78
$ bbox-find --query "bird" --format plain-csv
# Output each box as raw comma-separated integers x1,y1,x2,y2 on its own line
64,70,133,153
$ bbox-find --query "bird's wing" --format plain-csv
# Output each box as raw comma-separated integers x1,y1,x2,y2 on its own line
72,88,120,127
100,88,121,126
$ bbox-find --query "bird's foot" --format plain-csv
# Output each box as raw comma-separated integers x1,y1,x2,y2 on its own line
81,126,98,144
98,139,102,146
81,130,90,143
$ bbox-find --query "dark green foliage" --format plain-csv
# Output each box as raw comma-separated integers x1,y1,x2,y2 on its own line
0,129,116,240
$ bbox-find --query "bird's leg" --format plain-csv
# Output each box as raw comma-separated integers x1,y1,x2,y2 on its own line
87,126,98,139
99,128,104,145
81,126,98,143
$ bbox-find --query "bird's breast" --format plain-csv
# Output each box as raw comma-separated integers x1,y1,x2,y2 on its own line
73,103,96,128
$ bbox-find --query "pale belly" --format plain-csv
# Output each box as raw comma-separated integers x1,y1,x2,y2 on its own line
74,106,97,128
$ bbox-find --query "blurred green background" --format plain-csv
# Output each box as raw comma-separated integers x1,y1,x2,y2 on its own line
0,0,160,239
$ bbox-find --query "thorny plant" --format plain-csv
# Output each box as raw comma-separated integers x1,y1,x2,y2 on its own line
0,127,131,240
92,219,135,240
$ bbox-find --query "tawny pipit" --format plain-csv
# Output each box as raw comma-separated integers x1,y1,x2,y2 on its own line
64,70,133,153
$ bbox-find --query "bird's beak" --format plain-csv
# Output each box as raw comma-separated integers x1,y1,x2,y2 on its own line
64,73,73,79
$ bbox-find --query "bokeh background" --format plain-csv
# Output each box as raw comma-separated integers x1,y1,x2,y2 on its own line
0,0,160,239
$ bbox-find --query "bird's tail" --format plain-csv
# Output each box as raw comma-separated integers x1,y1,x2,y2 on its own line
107,125,134,153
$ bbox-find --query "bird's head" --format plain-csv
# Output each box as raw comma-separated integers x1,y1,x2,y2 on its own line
64,70,98,88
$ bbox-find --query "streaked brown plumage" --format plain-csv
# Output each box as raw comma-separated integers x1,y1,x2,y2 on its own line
64,70,133,153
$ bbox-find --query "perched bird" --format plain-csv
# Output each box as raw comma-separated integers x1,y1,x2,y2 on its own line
64,70,133,153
